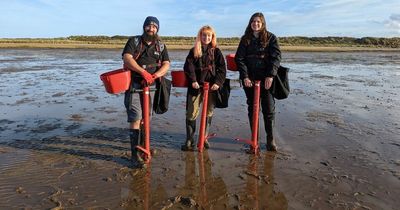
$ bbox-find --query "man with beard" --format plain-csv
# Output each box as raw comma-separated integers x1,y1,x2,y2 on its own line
122,16,170,167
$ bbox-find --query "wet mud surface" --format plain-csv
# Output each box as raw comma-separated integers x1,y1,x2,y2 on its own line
0,49,399,209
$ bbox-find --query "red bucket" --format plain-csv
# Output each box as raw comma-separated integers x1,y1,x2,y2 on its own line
100,68,131,94
171,70,188,87
226,54,237,71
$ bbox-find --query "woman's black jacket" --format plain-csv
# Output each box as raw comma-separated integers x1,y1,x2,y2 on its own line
184,45,226,95
235,31,281,81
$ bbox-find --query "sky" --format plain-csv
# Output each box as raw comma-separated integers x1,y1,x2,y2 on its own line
1,0,399,38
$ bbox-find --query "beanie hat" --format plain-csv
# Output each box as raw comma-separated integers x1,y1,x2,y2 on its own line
143,16,159,30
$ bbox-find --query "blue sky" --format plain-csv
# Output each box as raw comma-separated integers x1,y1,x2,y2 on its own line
1,0,399,38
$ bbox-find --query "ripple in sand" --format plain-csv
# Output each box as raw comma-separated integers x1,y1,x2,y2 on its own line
51,92,66,97
64,123,82,132
69,114,84,121
0,119,15,125
310,74,335,79
31,123,62,133
306,111,346,128
13,98,34,105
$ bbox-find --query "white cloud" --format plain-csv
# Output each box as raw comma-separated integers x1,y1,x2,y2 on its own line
266,0,400,37
385,14,400,33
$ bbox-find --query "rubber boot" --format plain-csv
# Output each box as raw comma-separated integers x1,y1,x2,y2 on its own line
181,119,196,151
129,129,144,167
265,118,277,151
138,128,146,163
204,116,212,149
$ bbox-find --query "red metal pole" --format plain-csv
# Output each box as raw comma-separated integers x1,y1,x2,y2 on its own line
251,81,261,153
235,80,261,154
197,82,209,152
137,85,151,163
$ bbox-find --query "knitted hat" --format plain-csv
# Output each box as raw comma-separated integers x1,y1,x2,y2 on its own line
143,16,159,30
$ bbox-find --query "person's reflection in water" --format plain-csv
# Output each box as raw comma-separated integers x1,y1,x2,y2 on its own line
180,151,228,209
242,153,288,209
123,165,168,210
261,152,288,209
198,151,229,209
182,152,197,193
243,155,261,209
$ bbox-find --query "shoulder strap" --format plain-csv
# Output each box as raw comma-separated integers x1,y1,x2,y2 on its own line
133,36,140,47
155,40,165,66
156,41,165,53
133,36,144,60
210,47,216,71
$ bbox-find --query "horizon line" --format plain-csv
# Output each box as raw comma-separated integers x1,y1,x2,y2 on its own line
1,35,399,39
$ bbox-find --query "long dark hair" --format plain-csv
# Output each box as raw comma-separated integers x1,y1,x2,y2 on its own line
241,12,269,47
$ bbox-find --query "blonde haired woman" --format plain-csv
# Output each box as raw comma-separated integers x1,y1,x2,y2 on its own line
181,25,226,151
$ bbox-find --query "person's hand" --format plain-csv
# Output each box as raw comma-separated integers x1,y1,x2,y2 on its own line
192,82,200,89
141,71,154,85
265,77,273,90
211,84,219,91
244,78,253,87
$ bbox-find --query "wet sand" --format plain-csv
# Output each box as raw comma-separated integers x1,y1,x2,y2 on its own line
0,49,399,209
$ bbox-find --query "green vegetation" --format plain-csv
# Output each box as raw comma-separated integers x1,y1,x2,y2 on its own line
66,35,239,46
279,36,400,48
1,35,399,49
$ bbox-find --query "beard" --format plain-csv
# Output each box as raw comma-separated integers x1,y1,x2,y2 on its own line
142,31,159,43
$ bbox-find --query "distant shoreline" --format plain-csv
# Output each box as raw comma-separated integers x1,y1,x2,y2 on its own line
1,43,400,52
1,36,399,51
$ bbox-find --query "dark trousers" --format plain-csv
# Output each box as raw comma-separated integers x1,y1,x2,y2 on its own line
243,82,275,140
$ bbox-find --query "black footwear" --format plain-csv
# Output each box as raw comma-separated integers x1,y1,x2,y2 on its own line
135,151,145,164
181,144,194,151
266,144,277,152
132,160,147,169
266,138,277,152
204,117,212,149
204,140,210,149
181,139,194,151
130,129,146,163
265,117,277,152
182,119,196,151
